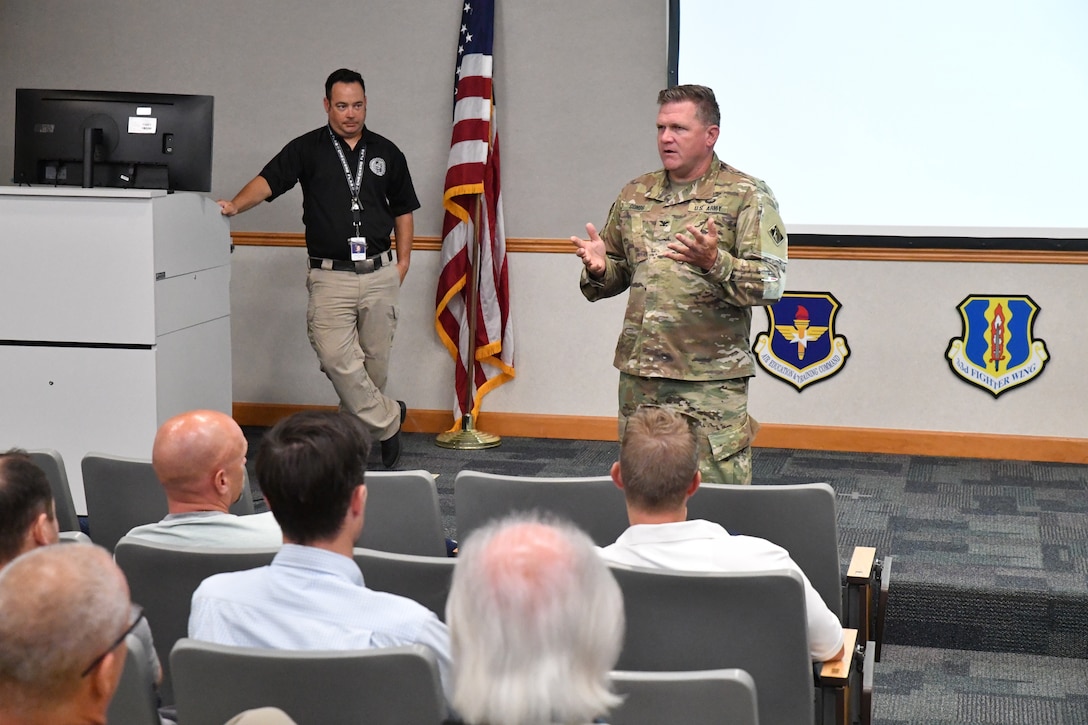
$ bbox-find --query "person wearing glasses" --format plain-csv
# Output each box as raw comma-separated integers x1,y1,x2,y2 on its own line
0,543,135,725
0,450,164,692
217,68,416,470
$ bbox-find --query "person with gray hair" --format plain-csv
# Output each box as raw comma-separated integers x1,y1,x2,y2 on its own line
0,543,135,725
446,514,624,725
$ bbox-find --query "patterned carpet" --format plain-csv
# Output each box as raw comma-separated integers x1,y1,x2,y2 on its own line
244,428,1088,724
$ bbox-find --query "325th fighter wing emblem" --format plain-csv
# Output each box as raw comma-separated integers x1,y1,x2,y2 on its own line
754,292,850,392
945,295,1049,397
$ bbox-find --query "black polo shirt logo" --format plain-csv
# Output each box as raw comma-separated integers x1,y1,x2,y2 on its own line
369,157,387,176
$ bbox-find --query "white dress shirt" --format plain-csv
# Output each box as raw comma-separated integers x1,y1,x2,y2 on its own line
599,519,844,661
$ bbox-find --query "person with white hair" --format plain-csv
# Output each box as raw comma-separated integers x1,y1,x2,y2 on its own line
0,543,136,725
446,513,625,725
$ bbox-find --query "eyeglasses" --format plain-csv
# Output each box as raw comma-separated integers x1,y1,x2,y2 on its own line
80,604,145,677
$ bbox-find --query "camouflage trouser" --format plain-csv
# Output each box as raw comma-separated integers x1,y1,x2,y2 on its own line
618,373,758,485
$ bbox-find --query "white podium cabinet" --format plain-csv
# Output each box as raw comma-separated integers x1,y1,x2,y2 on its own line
0,187,232,513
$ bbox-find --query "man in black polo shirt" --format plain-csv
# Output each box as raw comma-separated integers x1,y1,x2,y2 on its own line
218,68,416,468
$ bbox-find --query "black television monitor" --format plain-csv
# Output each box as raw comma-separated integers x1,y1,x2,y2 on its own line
12,88,214,192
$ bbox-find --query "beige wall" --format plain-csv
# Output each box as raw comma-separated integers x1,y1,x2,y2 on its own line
3,0,1086,448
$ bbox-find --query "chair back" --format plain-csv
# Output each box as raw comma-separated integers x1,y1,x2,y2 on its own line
688,482,843,618
114,536,278,706
609,563,813,725
609,668,759,725
171,639,445,725
27,448,81,531
231,468,257,516
352,547,456,621
454,470,628,546
355,470,446,556
105,633,161,725
82,453,166,552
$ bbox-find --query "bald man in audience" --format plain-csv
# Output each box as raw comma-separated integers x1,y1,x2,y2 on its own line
125,410,282,547
599,405,845,662
0,543,136,725
445,514,624,725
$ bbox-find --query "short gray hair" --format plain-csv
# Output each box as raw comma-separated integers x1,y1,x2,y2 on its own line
0,544,130,711
657,84,720,128
446,513,624,725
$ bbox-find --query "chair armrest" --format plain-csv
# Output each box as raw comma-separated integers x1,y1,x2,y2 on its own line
817,628,856,687
846,547,875,584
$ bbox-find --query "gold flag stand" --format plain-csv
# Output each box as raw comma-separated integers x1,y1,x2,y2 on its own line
436,196,501,450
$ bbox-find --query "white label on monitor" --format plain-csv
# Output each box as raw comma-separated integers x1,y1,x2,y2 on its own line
136,106,152,116
128,117,157,134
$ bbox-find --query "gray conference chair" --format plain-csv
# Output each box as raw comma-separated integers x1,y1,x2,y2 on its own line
355,469,446,556
171,639,446,725
454,470,629,546
608,562,865,725
609,668,759,725
27,448,81,531
352,547,456,621
58,530,92,543
81,453,166,552
688,481,890,658
114,536,278,706
106,633,161,725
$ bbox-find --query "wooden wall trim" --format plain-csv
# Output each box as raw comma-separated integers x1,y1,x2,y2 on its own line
233,402,1088,464
232,232,1088,264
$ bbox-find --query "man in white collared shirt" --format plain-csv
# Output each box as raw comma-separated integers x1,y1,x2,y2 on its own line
598,406,844,662
188,411,452,699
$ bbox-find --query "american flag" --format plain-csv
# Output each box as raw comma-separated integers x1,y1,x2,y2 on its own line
434,0,515,429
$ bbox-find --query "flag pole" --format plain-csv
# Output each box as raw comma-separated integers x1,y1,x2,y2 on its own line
436,194,501,450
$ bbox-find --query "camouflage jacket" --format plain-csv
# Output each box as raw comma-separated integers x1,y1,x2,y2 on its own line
580,155,788,380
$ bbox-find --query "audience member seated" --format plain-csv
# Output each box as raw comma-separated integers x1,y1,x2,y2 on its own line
0,543,136,725
446,513,624,725
0,449,163,688
598,406,845,662
188,410,453,701
125,410,282,547
0,448,60,563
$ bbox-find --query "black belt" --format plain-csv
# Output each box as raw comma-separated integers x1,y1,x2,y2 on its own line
309,251,394,274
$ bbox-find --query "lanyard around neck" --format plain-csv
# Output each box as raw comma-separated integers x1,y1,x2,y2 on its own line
328,125,367,206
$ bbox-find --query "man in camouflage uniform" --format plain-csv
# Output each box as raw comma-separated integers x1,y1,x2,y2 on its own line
571,84,787,485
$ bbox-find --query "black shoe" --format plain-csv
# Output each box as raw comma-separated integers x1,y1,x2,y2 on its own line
381,401,407,469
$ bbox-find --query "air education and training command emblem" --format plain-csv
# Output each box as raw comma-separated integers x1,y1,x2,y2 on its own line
754,292,850,392
945,295,1049,398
